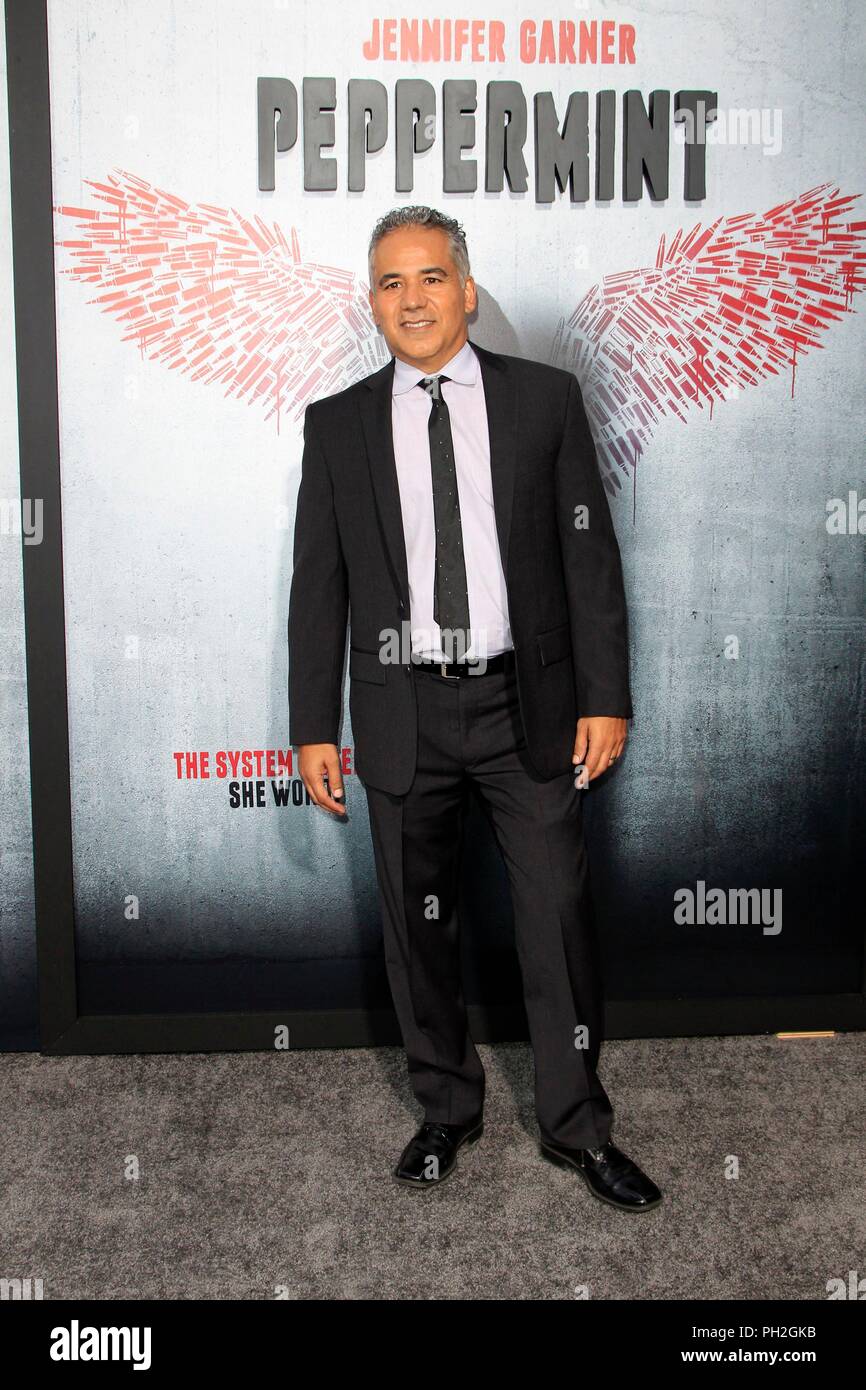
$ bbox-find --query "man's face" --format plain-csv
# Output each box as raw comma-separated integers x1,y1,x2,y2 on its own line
368,225,477,372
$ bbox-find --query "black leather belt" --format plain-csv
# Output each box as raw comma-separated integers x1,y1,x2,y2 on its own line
411,650,514,679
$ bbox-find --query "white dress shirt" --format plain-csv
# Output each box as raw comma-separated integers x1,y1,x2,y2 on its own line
391,338,513,663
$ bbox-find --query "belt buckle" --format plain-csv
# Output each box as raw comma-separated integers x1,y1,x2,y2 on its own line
439,661,460,679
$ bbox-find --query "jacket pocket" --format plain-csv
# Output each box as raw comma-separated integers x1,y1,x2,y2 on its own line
349,645,387,685
536,622,571,667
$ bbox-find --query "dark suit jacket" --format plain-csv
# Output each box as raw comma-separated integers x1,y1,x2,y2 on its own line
288,339,632,795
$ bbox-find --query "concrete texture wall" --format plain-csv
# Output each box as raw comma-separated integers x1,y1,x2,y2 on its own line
2,0,863,1042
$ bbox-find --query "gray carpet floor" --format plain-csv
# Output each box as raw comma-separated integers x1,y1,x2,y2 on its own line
1,1032,863,1300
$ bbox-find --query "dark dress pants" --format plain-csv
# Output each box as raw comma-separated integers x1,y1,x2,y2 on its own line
362,652,613,1150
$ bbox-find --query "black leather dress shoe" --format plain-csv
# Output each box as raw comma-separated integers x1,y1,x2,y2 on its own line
393,1117,484,1188
539,1139,662,1211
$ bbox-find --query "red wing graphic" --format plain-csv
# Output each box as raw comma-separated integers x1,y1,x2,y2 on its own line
55,174,865,488
551,183,866,495
53,168,389,429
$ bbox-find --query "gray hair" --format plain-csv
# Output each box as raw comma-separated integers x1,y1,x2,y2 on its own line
368,206,471,288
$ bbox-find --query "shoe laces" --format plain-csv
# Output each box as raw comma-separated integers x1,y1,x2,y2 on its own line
423,1122,455,1143
586,1142,626,1168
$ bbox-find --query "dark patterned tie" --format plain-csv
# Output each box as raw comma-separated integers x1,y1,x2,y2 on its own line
417,374,471,649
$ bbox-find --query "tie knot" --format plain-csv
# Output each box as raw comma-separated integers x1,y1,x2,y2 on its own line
418,374,450,401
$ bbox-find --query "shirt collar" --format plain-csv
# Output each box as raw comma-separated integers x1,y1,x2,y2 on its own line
391,337,479,396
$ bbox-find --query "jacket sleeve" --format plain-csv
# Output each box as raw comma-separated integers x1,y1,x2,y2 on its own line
554,373,633,720
287,403,349,746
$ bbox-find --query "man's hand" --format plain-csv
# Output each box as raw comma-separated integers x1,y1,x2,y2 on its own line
572,717,627,784
298,743,346,815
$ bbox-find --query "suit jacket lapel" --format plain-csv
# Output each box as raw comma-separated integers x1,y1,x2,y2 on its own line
473,340,519,583
358,339,520,611
359,355,411,610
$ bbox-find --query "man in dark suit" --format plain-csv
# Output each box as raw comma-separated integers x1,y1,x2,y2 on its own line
288,206,661,1211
